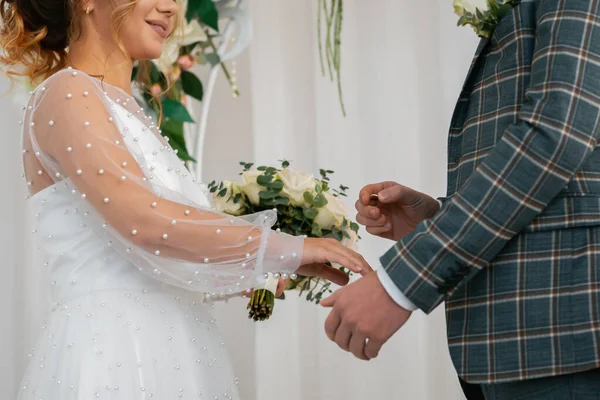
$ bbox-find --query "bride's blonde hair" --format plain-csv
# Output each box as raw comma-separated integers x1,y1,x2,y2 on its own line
0,0,140,84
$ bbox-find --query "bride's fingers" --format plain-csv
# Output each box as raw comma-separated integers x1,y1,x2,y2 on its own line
330,242,373,275
296,263,350,286
275,277,286,297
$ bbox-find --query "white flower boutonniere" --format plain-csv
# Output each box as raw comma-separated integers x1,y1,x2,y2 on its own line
454,0,520,38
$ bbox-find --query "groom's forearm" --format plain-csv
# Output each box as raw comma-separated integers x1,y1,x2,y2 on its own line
380,0,600,313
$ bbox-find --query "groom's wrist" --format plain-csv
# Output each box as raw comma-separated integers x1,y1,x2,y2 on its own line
377,268,418,311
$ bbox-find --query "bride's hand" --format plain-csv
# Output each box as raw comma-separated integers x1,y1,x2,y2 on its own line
297,238,373,286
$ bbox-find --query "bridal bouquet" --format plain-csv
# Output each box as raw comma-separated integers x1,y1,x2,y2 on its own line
208,161,359,321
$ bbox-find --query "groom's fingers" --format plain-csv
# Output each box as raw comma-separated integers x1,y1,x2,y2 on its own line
364,338,383,359
355,200,381,218
324,309,341,340
366,224,392,235
349,332,369,361
334,323,352,352
356,214,386,228
359,183,387,205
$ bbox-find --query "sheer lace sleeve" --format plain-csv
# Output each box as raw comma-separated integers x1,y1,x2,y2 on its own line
22,69,304,295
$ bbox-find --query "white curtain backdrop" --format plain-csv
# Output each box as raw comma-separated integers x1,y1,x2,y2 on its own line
0,1,479,399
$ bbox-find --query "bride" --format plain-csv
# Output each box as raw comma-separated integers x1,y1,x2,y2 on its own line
0,0,371,398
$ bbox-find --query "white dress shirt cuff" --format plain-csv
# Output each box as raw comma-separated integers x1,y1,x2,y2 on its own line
377,268,418,311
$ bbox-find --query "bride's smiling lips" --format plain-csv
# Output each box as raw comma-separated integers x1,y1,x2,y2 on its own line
146,19,168,39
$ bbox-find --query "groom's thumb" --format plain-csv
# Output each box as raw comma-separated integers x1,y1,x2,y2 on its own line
377,185,404,204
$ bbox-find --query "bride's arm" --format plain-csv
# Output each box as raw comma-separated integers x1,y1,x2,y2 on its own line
26,71,367,294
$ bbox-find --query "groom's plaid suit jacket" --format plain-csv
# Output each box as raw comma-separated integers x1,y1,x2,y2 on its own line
381,0,600,384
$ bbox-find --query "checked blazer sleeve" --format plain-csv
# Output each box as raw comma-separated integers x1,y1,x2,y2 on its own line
381,0,600,313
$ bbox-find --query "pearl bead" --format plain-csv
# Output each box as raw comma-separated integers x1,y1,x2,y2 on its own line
274,273,281,279
103,198,110,203
30,122,35,127
76,169,82,175
216,229,221,234
66,94,72,99
98,169,104,175
162,233,168,239
37,170,43,176
151,202,157,208
292,253,297,258
55,172,61,178
245,253,251,258
120,175,127,181
86,143,92,149
171,219,177,225
122,162,127,167
66,147,72,152
204,258,209,263
155,250,160,256
115,140,120,145
279,255,285,260
247,236,253,241
291,274,298,279
108,117,114,122
84,121,90,127
71,71,78,77
184,210,190,215
131,229,138,235
83,91,89,97
81,194,87,199
48,120,54,126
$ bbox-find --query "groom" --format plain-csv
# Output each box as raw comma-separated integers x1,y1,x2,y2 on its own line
322,0,600,398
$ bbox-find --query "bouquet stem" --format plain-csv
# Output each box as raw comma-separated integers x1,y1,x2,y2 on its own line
247,289,275,321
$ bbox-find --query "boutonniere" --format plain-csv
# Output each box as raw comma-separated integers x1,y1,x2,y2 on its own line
453,0,520,38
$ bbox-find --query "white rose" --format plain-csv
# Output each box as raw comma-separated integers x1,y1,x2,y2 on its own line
241,169,264,205
212,181,246,216
277,168,318,207
154,19,208,75
313,192,348,230
453,0,489,16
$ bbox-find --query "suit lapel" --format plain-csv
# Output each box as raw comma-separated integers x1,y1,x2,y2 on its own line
461,37,490,95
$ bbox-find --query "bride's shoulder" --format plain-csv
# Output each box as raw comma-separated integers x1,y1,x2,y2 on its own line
33,68,102,101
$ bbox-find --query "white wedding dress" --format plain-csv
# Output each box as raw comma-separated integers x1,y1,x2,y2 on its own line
17,68,304,400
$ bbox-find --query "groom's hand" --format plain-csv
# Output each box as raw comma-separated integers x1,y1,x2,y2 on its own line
321,272,412,360
356,182,439,241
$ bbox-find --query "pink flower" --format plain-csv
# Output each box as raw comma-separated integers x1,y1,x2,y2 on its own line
177,55,195,71
150,84,162,97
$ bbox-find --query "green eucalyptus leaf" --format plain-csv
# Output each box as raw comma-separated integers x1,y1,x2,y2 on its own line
259,190,278,200
269,180,284,192
257,175,273,186
205,53,221,66
312,194,328,208
303,208,318,220
303,192,315,205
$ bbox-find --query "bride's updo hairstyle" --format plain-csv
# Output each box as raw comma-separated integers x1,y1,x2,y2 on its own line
0,0,136,84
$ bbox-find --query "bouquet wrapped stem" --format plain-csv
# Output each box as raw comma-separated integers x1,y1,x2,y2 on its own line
247,288,275,322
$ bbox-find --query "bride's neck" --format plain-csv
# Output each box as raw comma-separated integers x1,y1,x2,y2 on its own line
67,38,133,95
